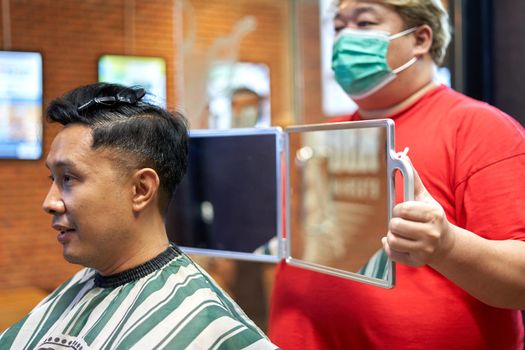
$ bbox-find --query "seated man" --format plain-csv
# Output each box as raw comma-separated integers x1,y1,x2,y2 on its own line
0,83,277,350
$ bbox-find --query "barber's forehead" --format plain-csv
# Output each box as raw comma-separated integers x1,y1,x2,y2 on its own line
338,0,392,10
337,0,391,15
336,0,396,21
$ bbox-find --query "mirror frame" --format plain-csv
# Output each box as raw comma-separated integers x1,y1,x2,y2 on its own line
284,119,414,288
178,127,285,264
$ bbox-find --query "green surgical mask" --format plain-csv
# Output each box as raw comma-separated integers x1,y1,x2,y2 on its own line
332,27,417,99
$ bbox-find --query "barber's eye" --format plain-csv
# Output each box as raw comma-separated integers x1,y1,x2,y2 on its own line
48,175,55,182
357,21,375,27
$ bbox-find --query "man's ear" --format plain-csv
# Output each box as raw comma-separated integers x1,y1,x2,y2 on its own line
131,168,160,213
412,24,433,57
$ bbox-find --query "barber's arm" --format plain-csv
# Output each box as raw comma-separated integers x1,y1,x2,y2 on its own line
382,160,525,309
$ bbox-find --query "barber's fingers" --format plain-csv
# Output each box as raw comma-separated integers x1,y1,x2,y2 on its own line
392,200,446,225
381,236,415,266
382,234,428,267
383,208,451,267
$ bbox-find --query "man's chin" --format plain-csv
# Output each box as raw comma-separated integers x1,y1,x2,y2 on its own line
62,250,84,266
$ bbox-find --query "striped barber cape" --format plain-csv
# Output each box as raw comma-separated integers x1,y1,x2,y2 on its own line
0,245,277,350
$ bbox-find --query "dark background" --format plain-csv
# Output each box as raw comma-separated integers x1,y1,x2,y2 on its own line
451,0,525,125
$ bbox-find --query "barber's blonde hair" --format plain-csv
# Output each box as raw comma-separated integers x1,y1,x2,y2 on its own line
338,0,451,65
383,0,451,64
384,0,451,65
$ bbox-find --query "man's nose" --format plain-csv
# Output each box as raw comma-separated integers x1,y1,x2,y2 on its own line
42,183,65,215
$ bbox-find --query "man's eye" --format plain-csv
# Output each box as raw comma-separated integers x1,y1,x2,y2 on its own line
63,175,72,183
48,175,55,182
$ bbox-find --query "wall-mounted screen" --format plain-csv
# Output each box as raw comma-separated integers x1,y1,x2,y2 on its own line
0,51,43,160
98,55,167,107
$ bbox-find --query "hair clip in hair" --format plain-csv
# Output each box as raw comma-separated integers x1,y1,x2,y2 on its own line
77,87,146,112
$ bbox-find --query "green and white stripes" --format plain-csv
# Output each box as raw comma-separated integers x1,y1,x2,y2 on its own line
0,254,276,350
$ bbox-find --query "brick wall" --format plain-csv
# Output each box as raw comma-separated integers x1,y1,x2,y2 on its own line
0,0,294,293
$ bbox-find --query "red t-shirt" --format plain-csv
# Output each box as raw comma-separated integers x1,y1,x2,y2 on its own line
268,85,525,349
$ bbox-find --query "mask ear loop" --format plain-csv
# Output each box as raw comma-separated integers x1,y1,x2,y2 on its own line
392,57,418,74
350,74,397,100
389,27,417,41
389,27,419,75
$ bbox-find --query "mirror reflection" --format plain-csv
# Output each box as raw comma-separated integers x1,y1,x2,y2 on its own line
288,127,390,279
165,131,281,258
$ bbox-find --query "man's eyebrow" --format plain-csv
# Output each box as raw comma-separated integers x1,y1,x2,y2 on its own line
45,159,77,170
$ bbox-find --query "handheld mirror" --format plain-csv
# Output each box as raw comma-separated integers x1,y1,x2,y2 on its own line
165,119,413,288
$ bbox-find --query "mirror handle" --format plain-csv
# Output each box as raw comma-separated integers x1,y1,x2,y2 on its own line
391,153,415,202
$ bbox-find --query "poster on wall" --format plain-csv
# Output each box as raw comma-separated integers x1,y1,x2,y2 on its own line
0,51,43,160
98,55,167,107
207,62,271,129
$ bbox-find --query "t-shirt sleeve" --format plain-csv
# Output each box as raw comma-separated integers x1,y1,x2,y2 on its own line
452,103,525,241
455,154,525,241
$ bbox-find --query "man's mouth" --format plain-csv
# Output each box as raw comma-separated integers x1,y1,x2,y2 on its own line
57,229,76,244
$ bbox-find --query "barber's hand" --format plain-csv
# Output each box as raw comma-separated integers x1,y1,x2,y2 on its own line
382,159,455,267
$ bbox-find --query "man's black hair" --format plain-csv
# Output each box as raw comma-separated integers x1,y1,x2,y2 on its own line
46,82,188,213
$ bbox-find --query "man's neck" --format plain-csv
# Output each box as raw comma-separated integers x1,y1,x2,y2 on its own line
96,240,170,277
358,80,439,119
96,214,170,276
